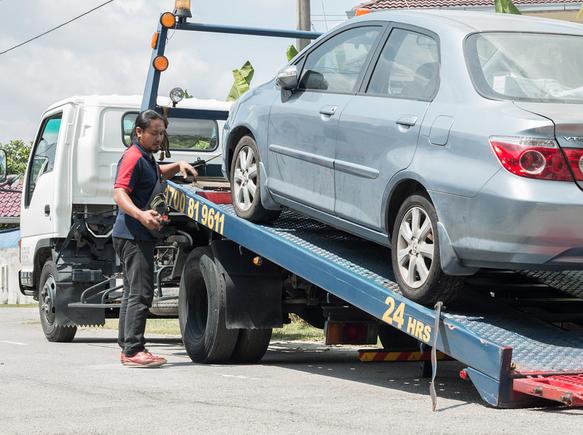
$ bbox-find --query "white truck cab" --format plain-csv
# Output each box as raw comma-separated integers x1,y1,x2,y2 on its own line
19,95,230,340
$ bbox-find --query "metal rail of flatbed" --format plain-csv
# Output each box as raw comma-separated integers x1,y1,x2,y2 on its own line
165,181,583,408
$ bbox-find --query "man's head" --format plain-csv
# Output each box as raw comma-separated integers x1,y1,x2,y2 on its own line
132,110,168,154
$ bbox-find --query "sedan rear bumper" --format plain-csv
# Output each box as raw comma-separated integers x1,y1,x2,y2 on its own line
433,170,583,270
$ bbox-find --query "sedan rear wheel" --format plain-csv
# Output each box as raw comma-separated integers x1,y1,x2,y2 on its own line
391,194,463,306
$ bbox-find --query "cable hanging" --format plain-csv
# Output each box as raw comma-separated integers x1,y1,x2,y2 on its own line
0,0,115,56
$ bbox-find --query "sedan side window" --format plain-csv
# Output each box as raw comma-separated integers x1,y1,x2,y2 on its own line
25,114,62,206
299,26,382,93
367,29,439,100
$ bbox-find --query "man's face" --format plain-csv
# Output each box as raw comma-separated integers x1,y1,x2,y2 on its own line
136,118,165,153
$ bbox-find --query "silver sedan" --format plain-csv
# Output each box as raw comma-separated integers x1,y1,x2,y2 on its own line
222,10,583,305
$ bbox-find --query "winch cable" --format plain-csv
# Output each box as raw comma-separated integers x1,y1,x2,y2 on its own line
430,301,444,412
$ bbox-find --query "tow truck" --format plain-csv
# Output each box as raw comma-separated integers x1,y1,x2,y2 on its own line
21,2,583,409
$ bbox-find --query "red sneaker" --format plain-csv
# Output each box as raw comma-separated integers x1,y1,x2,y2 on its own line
121,350,167,368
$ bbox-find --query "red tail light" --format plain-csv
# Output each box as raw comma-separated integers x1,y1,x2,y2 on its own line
563,148,583,181
489,136,573,181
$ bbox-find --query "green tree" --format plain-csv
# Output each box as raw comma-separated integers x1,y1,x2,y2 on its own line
0,139,31,175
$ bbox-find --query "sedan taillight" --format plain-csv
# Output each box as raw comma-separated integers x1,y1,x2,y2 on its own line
489,136,573,181
562,148,583,181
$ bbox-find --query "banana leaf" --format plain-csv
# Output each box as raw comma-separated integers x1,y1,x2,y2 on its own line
227,61,255,102
495,0,521,14
287,45,299,61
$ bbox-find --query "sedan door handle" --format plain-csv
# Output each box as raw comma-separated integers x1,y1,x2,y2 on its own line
396,116,418,127
319,105,337,117
44,204,50,216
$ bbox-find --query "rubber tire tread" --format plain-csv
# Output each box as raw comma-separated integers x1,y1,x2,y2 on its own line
391,194,464,306
230,328,273,363
179,247,238,363
38,261,77,343
230,136,281,223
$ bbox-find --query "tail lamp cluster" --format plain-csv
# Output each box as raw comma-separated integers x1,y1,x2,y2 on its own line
490,136,583,182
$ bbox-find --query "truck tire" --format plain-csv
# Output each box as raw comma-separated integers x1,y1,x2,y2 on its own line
391,194,463,306
230,136,281,223
179,247,238,363
38,261,77,342
230,328,273,363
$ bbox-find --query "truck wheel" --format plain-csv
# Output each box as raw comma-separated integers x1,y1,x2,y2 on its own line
230,329,273,363
391,194,463,306
179,247,238,363
230,136,281,222
38,261,77,342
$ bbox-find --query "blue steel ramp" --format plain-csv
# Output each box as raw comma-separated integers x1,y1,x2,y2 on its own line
166,181,583,408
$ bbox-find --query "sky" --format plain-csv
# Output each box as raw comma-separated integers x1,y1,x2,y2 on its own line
0,0,362,144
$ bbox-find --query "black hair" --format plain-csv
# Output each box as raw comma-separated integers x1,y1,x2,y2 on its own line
131,109,171,160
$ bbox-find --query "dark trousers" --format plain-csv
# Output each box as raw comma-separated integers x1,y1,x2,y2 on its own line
113,237,155,356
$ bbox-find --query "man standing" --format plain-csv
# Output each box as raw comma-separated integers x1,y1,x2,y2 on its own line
113,110,197,368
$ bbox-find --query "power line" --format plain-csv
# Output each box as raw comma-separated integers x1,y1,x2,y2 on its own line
0,0,115,56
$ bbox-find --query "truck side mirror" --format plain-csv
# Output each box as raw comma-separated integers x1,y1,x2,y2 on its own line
276,65,299,91
0,150,7,183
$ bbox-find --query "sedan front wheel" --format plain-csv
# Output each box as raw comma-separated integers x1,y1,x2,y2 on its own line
230,136,281,222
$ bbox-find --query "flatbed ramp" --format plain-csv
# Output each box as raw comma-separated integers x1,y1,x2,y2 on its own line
166,181,583,408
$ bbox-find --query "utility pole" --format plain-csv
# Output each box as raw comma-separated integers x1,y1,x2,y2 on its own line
297,0,311,51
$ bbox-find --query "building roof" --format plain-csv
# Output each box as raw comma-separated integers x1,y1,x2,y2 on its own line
0,176,22,220
357,0,582,10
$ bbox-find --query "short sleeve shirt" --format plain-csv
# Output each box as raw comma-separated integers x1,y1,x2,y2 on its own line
112,143,160,240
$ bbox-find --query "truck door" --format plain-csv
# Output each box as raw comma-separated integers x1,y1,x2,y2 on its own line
21,110,65,238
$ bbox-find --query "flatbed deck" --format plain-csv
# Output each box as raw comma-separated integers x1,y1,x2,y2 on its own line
166,181,583,408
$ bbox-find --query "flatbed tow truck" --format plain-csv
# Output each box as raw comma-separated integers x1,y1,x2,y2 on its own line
147,6,583,409
26,4,583,410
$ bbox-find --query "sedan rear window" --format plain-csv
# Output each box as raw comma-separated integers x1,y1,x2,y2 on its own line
466,32,583,103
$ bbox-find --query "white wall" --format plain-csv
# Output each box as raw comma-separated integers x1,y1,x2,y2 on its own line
0,247,34,304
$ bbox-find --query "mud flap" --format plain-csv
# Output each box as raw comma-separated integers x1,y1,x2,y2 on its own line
211,240,283,329
54,282,105,327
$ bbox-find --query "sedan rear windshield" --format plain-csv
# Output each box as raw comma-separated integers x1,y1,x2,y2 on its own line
466,32,583,103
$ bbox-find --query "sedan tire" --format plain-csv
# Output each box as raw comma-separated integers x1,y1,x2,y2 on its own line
230,136,281,222
391,194,463,306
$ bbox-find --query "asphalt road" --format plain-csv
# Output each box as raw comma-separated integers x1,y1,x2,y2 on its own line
1,307,581,435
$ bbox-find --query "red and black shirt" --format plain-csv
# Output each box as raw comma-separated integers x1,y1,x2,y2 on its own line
113,143,159,240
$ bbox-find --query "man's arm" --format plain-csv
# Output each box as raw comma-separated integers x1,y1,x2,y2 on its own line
159,161,198,180
113,188,161,231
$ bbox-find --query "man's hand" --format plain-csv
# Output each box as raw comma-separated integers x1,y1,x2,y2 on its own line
178,161,198,180
139,210,162,231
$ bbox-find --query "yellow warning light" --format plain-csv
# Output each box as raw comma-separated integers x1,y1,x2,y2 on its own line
160,12,176,29
252,256,263,266
174,0,192,19
153,56,169,72
355,8,370,16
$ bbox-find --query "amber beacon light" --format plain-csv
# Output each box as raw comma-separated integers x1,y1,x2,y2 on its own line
174,0,192,20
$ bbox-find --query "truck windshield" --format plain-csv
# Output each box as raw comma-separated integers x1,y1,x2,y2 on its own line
123,113,219,152
466,32,583,103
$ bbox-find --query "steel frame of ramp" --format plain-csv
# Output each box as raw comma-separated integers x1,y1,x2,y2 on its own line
165,181,583,408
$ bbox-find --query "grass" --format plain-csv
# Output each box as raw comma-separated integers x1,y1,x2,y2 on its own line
0,304,37,308
98,315,325,342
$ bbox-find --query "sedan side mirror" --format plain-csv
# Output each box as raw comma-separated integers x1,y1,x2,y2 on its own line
276,65,299,91
0,150,7,183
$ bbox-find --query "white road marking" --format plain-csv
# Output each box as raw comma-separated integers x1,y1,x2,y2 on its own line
0,340,27,346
